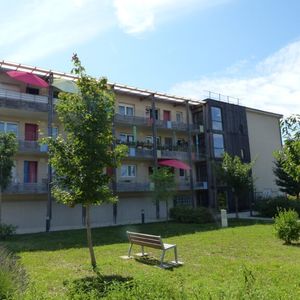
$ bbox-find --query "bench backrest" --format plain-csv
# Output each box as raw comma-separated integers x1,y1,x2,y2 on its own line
127,231,163,250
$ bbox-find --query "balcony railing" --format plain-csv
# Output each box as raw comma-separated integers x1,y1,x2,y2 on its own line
18,140,48,153
116,182,152,192
115,180,208,192
0,88,48,104
4,183,48,194
114,113,200,132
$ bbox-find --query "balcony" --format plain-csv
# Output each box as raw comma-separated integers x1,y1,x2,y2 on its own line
0,88,48,104
114,113,196,132
116,182,151,192
18,140,48,153
4,183,48,194
177,181,208,190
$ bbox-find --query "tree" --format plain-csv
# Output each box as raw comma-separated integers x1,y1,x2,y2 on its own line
44,54,127,269
274,139,300,199
0,133,18,224
220,152,254,218
150,167,176,222
273,150,300,199
281,114,300,140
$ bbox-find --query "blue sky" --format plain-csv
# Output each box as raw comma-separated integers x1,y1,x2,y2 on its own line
1,0,300,116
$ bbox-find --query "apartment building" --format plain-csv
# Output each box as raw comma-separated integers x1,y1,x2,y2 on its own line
0,61,282,233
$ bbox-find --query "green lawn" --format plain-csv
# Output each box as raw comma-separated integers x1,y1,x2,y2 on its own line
1,220,300,299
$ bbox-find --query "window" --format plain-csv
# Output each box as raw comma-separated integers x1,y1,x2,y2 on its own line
164,137,173,148
176,112,183,123
179,169,185,177
26,87,39,95
118,103,134,116
119,133,134,143
0,121,18,137
213,134,224,158
145,136,160,145
146,107,159,120
25,123,38,141
163,110,171,121
121,165,136,177
211,107,223,131
24,161,38,183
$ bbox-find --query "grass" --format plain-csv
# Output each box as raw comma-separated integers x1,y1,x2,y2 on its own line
1,219,300,299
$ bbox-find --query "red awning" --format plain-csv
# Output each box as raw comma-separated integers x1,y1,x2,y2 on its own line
158,159,191,170
6,71,48,88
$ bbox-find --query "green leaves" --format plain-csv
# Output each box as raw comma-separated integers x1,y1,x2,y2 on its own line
0,133,18,191
44,56,127,207
220,152,254,195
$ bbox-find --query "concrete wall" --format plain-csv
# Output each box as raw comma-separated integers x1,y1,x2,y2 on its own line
2,195,171,234
246,109,282,194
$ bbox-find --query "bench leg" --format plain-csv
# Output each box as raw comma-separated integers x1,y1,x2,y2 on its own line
174,246,178,263
141,246,144,256
160,250,166,267
128,243,133,258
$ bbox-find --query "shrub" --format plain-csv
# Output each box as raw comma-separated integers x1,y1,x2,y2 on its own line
254,196,300,218
170,206,214,224
274,209,300,244
0,246,27,299
0,223,17,240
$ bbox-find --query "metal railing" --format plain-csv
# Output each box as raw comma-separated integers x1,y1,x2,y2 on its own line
18,140,48,153
116,182,151,192
4,183,48,194
0,88,48,103
204,90,241,105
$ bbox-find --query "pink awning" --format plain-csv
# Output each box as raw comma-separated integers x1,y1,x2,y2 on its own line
158,159,191,170
6,71,48,88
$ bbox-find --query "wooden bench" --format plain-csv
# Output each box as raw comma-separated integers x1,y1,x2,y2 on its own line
126,231,180,267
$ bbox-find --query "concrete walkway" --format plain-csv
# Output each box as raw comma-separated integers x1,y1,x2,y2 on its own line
226,211,272,221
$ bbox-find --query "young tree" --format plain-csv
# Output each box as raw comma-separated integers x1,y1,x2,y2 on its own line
274,139,300,200
150,167,176,222
0,133,18,223
44,54,127,269
220,152,254,218
273,150,300,199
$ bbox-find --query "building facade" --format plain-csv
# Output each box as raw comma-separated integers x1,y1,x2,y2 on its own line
0,62,282,233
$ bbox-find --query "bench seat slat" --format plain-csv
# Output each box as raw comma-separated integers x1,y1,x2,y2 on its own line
129,240,163,249
129,236,162,245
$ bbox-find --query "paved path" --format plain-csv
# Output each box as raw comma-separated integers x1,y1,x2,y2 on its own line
226,211,272,221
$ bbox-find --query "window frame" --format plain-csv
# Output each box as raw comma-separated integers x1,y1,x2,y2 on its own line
0,121,19,137
121,164,136,178
118,103,135,116
211,106,223,131
213,133,224,158
176,111,183,123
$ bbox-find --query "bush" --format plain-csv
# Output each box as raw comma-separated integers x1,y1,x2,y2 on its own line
274,209,300,244
0,247,27,299
170,206,214,224
254,196,300,218
0,223,17,240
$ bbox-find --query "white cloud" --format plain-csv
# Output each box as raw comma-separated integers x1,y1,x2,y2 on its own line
0,0,114,63
113,0,230,35
170,40,300,116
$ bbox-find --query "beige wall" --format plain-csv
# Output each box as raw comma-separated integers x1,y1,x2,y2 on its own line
246,109,282,194
115,94,190,122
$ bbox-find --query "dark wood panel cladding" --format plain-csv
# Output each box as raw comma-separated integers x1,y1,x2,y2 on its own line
205,99,251,163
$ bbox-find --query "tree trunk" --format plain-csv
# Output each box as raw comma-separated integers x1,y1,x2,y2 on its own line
0,189,2,224
234,194,239,219
166,200,169,224
86,204,97,270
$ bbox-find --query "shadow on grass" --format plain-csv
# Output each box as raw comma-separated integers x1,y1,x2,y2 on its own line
134,255,182,270
1,219,271,253
64,273,133,299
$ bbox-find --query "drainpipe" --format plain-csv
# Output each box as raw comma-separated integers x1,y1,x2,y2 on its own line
46,73,53,232
151,94,159,219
